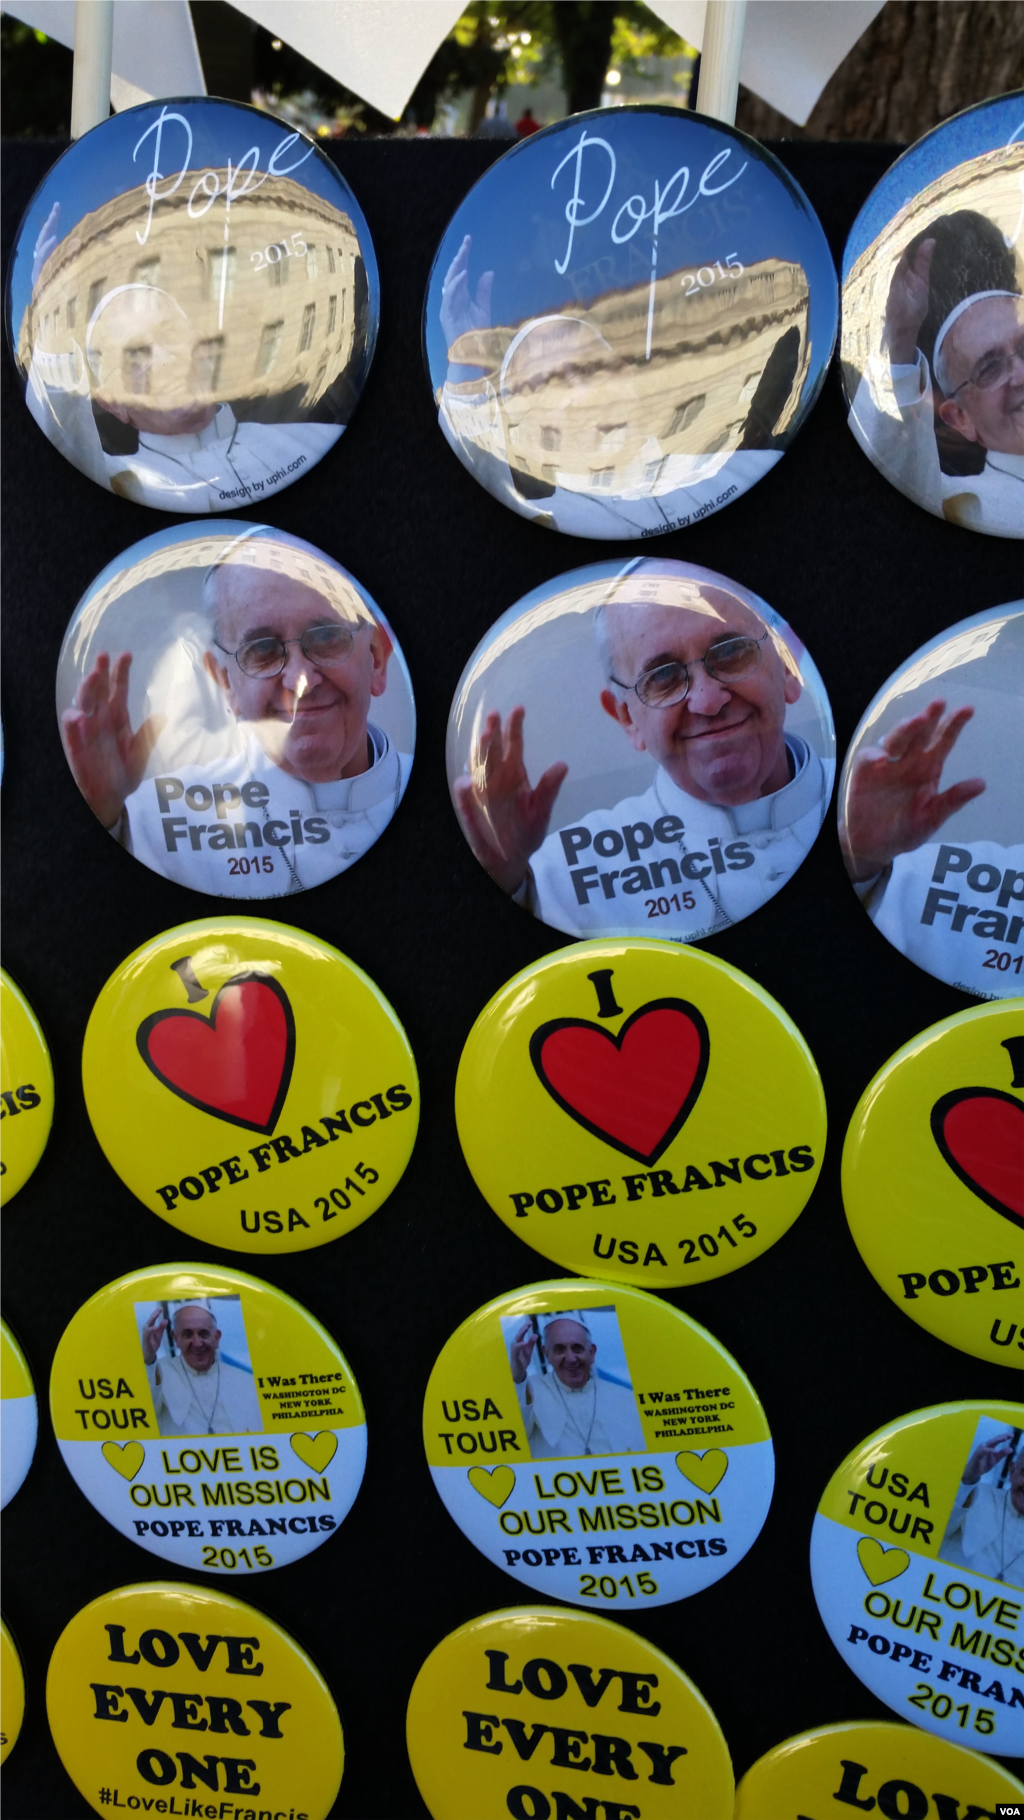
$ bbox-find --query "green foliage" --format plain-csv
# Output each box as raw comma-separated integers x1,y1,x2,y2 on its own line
0,17,72,137
436,2,691,118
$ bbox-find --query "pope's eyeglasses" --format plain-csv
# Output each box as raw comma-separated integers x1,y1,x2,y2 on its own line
611,631,769,708
945,329,1024,398
217,623,357,678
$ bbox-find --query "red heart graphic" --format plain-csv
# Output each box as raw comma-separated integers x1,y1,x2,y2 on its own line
530,998,709,1165
137,974,295,1134
931,1088,1024,1229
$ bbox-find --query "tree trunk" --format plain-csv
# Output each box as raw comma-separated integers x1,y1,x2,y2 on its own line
189,0,255,105
736,0,1024,143
468,13,496,134
552,0,619,116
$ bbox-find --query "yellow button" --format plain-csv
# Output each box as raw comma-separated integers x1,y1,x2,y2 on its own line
456,938,824,1285
82,917,418,1252
424,1278,772,1608
46,1581,343,1818
50,1262,366,1574
0,1619,25,1766
0,1319,37,1509
843,998,1024,1364
735,1718,1024,1816
0,970,54,1205
810,1399,1024,1754
406,1605,733,1820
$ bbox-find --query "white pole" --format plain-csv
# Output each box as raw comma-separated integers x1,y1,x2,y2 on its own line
695,0,748,126
71,0,115,139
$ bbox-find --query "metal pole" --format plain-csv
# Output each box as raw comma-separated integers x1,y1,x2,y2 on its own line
695,0,748,126
71,0,115,139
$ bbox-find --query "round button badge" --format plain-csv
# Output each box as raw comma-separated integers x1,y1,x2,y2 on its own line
82,917,418,1252
448,558,835,942
841,93,1023,538
46,1581,344,1818
456,939,825,1286
424,1279,773,1609
7,97,378,512
0,970,54,1205
425,105,836,538
734,1719,1024,1818
406,1606,734,1820
56,522,415,900
1,1318,38,1509
0,1620,25,1766
838,603,1024,998
810,1400,1024,1755
50,1263,366,1573
843,999,1023,1365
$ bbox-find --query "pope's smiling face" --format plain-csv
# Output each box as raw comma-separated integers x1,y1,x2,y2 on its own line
204,568,391,784
600,596,801,806
173,1306,220,1374
938,294,1024,457
543,1319,596,1389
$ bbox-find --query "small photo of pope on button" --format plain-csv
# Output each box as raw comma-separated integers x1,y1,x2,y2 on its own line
502,1306,645,1462
447,558,835,945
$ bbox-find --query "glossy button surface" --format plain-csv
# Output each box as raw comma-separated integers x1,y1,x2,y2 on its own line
406,1606,733,1820
842,94,1023,538
82,917,418,1251
838,603,1024,997
809,1400,1024,1754
0,970,54,1205
50,1263,365,1572
735,1720,1024,1817
448,558,835,941
0,1621,25,1766
7,98,378,512
424,106,836,538
46,1581,343,1817
423,1278,773,1608
456,939,825,1286
843,999,1024,1364
0,1319,38,1509
56,522,414,899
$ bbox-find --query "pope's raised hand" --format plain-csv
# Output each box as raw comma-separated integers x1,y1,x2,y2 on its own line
510,1320,538,1384
963,1431,1016,1485
884,237,935,367
454,706,568,895
840,699,985,881
141,1307,168,1366
61,652,166,831
440,233,494,351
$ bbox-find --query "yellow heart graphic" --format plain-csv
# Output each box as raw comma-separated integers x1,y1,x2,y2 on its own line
857,1538,910,1586
102,1441,145,1482
675,1449,728,1493
468,1465,516,1508
290,1432,338,1473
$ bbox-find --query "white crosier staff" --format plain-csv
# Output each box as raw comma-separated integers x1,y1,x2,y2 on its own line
695,0,749,126
70,0,114,138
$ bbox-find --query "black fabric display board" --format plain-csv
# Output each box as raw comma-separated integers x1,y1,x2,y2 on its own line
2,135,1021,1816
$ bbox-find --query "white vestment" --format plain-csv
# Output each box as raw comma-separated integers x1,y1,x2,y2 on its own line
146,1354,263,1439
516,1373,644,1459
521,736,829,940
27,363,337,511
849,354,1024,539
941,1482,1024,1590
121,724,411,897
856,839,1024,997
439,389,779,537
